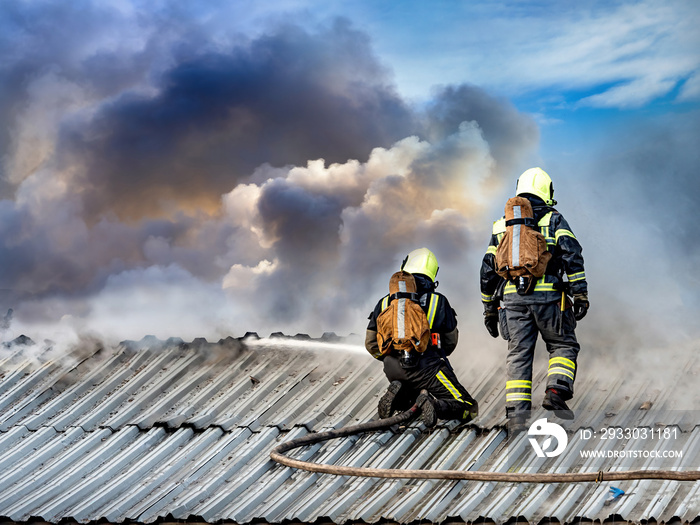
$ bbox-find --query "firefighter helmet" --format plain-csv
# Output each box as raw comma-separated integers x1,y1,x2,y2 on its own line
401,247,439,282
516,167,557,206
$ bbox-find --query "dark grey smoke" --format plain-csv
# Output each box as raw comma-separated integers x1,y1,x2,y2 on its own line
0,2,544,340
0,308,12,332
592,109,700,311
614,110,700,285
555,108,700,375
66,18,417,220
0,0,158,198
255,178,345,322
425,84,540,177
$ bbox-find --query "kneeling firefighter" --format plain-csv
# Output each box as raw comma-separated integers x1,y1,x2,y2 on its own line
480,168,589,430
365,247,478,427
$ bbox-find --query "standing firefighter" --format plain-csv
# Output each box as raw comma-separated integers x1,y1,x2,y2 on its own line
480,168,589,430
366,247,478,427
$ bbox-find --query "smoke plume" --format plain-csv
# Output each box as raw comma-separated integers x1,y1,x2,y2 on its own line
1,0,697,403
0,2,540,344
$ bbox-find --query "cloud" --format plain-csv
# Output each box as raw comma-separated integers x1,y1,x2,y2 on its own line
213,116,530,333
64,18,416,221
424,85,539,175
579,76,679,109
0,0,157,195
0,3,540,343
509,1,699,104
367,0,700,108
678,71,700,102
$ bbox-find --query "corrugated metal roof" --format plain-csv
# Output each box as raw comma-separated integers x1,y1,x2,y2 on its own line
0,334,698,524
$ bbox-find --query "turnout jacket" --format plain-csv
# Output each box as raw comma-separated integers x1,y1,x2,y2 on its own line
365,285,458,360
480,196,587,306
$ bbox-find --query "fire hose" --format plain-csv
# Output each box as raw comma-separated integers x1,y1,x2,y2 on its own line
270,405,700,483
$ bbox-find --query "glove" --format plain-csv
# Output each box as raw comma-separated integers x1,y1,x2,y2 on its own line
483,303,499,338
573,293,589,321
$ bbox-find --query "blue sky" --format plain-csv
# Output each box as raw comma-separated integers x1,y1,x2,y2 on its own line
314,1,700,151
331,1,700,103
1,0,698,343
212,0,700,176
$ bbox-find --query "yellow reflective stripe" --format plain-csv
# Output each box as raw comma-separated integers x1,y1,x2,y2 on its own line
506,380,532,389
437,371,461,399
506,394,532,401
549,357,576,370
547,367,575,380
507,392,532,398
504,282,557,294
439,372,472,404
437,370,471,403
381,296,389,311
534,283,556,292
481,293,495,302
486,245,497,256
555,229,576,241
496,232,504,243
538,212,553,227
568,271,586,282
427,294,439,329
492,218,506,235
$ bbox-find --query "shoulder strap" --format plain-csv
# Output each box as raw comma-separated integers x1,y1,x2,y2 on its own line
389,291,420,302
506,217,536,227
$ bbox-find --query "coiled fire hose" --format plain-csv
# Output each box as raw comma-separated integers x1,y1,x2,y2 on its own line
270,405,700,482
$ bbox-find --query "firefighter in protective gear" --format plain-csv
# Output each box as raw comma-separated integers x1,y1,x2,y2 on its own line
480,168,588,428
366,248,478,428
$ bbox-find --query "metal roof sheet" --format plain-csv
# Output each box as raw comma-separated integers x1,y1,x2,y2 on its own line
0,334,698,524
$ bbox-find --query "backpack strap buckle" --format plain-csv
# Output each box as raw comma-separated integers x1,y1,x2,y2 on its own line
389,292,420,302
505,217,536,227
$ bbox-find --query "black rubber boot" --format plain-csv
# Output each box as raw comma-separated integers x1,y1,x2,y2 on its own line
416,389,437,428
505,405,530,435
542,388,574,420
506,414,529,435
378,381,403,419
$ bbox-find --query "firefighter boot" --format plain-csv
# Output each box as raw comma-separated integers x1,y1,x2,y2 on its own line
507,415,529,435
542,388,574,420
416,389,438,428
506,406,529,435
378,381,403,419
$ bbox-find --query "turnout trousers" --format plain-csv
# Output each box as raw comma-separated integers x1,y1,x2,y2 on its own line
383,351,477,422
501,301,580,418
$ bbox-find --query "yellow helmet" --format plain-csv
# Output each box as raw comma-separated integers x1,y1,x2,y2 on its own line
401,247,439,282
516,167,557,206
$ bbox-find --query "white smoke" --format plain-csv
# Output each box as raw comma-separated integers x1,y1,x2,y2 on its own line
5,119,522,345
2,3,697,406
